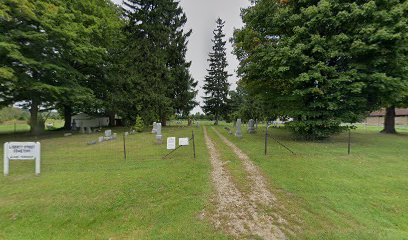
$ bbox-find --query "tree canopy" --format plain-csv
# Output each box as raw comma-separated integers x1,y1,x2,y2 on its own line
234,0,408,139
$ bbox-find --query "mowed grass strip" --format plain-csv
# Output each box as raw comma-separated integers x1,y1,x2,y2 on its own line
0,126,227,240
213,124,408,239
206,127,252,195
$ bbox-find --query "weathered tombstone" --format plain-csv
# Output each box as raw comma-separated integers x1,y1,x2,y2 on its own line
155,123,162,144
151,122,157,134
248,119,256,134
80,126,85,134
87,140,97,145
105,130,112,138
196,121,200,128
112,133,117,140
86,127,92,134
235,119,243,138
64,133,72,137
98,136,104,143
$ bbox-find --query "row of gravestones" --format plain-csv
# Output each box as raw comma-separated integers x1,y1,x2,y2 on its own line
87,130,117,145
235,119,256,139
151,121,199,144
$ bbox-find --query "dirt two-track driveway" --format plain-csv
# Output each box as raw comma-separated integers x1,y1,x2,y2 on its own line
203,127,295,239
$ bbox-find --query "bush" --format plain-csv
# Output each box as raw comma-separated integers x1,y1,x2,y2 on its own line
286,119,345,140
134,116,144,132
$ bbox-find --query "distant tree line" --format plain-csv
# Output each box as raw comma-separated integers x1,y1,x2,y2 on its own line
0,0,197,134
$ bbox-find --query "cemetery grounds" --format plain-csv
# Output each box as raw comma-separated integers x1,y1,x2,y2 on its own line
0,122,407,239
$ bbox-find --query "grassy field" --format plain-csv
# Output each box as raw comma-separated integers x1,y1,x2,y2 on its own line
0,126,226,240
212,123,408,239
1,122,407,239
0,120,64,134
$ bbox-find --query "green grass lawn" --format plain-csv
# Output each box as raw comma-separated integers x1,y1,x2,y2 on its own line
0,121,30,133
0,126,226,240
1,121,407,239
0,120,64,134
213,123,408,239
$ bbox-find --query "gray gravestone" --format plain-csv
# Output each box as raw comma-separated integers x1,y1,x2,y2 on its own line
155,123,162,144
87,127,92,134
80,126,85,134
151,122,157,134
105,130,112,137
235,119,242,138
248,119,256,134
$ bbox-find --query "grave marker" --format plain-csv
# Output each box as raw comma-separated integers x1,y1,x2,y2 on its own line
248,119,256,134
167,137,176,150
156,123,163,144
179,138,189,146
235,119,243,138
151,122,157,134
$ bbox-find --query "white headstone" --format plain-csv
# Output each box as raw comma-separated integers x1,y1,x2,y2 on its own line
156,123,162,135
105,130,112,137
179,138,189,146
98,136,104,143
151,122,157,134
155,123,162,144
235,119,243,138
4,142,41,176
167,137,176,150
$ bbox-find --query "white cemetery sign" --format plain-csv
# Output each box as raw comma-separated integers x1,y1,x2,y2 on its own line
4,142,41,176
167,137,176,150
179,138,189,146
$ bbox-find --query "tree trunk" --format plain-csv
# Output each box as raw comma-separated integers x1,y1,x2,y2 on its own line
214,114,219,125
108,111,116,127
381,106,397,134
63,105,72,130
30,99,42,135
161,115,167,127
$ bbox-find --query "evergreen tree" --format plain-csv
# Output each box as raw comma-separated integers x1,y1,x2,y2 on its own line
234,0,408,139
0,0,123,134
203,18,231,125
122,0,197,125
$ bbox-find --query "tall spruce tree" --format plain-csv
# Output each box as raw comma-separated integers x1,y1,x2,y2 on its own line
122,0,197,125
203,18,231,125
234,0,408,139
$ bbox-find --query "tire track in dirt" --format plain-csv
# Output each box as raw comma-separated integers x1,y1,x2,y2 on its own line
203,126,287,239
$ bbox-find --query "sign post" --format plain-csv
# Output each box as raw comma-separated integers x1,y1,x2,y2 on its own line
4,142,41,176
192,130,196,159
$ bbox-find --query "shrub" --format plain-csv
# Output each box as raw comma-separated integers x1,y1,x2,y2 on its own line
134,116,144,132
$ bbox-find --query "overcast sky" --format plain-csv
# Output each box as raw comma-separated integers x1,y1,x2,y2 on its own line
111,0,251,113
